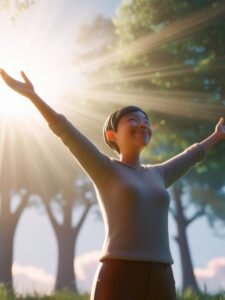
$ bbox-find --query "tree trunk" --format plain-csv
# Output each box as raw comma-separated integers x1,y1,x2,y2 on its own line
173,185,199,293
0,221,14,290
55,231,78,292
45,185,94,293
0,191,28,292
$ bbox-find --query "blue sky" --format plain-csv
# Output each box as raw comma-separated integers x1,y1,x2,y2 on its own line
0,0,224,294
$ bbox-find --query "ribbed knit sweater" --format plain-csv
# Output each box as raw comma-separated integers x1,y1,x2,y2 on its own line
49,114,206,264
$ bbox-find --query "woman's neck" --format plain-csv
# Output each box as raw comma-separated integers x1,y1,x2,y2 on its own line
119,151,142,170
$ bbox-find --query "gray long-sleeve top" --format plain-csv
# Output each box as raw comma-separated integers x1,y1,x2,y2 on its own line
49,114,206,264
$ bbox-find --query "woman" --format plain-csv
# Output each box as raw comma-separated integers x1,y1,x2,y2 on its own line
0,69,224,300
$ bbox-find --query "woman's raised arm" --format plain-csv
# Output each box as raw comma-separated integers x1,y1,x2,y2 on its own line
156,117,224,188
0,69,111,185
199,117,225,151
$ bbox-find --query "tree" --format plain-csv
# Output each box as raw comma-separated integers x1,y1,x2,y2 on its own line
0,1,36,291
0,190,29,290
76,15,116,62
42,174,97,292
0,0,34,10
0,0,34,21
0,118,99,293
112,0,225,293
0,13,106,293
0,124,35,290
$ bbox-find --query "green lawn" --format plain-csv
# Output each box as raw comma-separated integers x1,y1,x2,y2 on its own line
177,289,225,300
0,285,224,300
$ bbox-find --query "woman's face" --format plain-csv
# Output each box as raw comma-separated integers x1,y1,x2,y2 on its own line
107,110,152,154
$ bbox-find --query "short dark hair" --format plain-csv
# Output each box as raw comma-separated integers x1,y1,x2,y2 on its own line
103,105,149,154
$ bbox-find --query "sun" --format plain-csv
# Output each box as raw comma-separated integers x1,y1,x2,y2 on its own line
0,82,36,120
0,67,46,121
0,6,84,122
0,68,85,121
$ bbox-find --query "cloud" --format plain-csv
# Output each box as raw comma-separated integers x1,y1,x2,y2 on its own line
13,255,225,295
74,250,100,293
194,257,225,293
12,250,100,295
12,263,55,295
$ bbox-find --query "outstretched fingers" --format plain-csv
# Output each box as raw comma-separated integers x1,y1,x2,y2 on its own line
219,117,224,124
0,68,36,98
21,70,31,84
216,117,223,128
20,71,34,90
0,68,8,78
215,117,225,139
0,69,16,85
0,69,29,84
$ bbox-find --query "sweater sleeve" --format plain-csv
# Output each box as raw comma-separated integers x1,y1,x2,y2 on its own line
156,143,206,188
49,113,111,185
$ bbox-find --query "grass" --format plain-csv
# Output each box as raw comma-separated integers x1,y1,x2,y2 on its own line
0,285,224,300
177,289,225,300
0,285,89,300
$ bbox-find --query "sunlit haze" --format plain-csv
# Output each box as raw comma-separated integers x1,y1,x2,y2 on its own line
0,0,224,295
1,0,225,122
0,1,85,120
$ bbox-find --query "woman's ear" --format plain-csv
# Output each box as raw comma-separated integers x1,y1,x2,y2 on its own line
106,130,116,142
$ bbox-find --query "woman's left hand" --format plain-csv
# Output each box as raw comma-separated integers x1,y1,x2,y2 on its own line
215,117,225,140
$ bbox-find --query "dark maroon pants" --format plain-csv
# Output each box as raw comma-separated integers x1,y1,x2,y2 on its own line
91,259,177,300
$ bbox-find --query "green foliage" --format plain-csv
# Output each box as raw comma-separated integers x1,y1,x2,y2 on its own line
177,289,225,299
0,285,89,300
0,284,14,300
0,284,225,299
77,15,116,50
0,284,225,300
114,0,225,116
113,0,225,233
52,289,89,300
0,0,34,12
0,284,8,300
0,0,35,22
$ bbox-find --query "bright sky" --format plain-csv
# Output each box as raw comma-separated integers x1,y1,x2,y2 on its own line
0,0,224,295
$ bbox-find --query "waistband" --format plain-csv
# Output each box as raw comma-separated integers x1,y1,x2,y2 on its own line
102,258,170,269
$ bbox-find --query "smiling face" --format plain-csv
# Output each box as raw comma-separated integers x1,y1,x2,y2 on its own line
106,110,152,155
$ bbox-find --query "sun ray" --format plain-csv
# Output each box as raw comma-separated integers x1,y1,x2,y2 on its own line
76,59,225,89
75,1,225,73
74,87,225,122
0,0,224,198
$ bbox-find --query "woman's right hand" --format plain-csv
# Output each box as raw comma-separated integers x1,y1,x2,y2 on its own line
0,69,35,98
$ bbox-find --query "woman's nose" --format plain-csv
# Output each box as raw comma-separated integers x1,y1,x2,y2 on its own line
138,122,149,129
